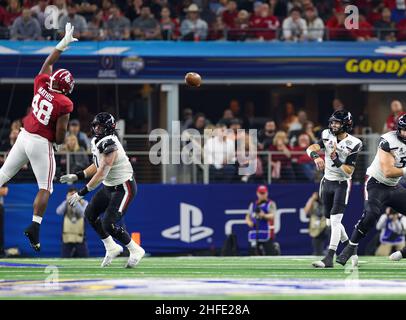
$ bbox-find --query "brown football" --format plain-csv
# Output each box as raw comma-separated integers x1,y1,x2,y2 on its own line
185,72,202,87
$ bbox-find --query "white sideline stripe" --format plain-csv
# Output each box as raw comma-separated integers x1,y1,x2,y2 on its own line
0,46,19,54
94,47,130,55
345,179,351,204
34,47,55,54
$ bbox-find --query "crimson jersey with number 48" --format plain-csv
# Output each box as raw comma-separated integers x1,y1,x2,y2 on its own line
23,73,73,142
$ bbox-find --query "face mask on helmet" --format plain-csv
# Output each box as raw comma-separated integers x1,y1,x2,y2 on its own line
91,113,116,139
329,119,344,135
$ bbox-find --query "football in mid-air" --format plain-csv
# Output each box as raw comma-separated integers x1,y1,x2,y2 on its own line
185,72,202,87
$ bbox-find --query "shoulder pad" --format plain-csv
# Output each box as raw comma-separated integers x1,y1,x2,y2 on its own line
97,138,118,154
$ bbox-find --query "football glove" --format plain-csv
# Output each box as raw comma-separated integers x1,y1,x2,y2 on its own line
56,22,78,52
68,192,83,207
60,174,78,184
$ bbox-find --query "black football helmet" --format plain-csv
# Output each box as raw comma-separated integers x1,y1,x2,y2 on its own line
91,112,116,139
396,114,406,143
328,110,353,135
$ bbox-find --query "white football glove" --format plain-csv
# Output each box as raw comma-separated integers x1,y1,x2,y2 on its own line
68,192,83,207
56,22,78,52
53,143,61,152
60,174,78,184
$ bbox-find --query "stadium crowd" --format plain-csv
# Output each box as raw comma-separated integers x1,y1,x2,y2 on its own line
0,0,405,41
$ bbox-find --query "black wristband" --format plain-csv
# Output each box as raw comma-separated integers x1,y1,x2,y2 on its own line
78,186,89,197
310,151,320,160
332,156,343,168
75,170,85,180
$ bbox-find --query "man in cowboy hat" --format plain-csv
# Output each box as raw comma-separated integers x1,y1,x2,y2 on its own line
180,3,208,41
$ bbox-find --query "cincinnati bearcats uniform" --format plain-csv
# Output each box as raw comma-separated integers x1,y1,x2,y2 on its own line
0,73,73,193
317,129,362,218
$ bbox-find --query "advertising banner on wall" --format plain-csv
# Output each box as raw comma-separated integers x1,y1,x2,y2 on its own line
3,183,370,257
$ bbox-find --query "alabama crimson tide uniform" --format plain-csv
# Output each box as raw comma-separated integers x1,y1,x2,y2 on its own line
0,73,73,193
23,73,73,142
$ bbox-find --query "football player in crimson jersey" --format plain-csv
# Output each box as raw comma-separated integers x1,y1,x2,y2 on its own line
0,23,77,252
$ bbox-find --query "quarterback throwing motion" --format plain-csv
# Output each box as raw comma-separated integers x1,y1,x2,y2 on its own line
60,112,145,268
306,110,362,268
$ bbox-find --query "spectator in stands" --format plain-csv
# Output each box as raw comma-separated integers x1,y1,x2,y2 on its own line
0,128,19,152
208,13,226,40
181,108,193,132
375,207,406,256
68,119,90,151
289,109,307,133
2,0,21,28
228,9,250,41
73,0,99,21
56,187,89,258
291,133,315,181
240,131,264,183
332,98,344,111
204,123,236,182
106,5,131,40
77,104,94,135
367,0,386,26
87,9,106,41
59,3,88,40
10,8,41,40
229,98,241,121
351,14,375,41
0,184,7,257
396,15,406,40
305,6,324,41
160,6,180,40
210,0,228,16
132,5,161,40
326,7,354,40
101,0,113,21
180,4,208,41
218,109,235,127
269,0,288,22
245,185,280,255
190,112,207,135
222,0,238,28
303,120,317,143
282,7,308,41
125,0,142,22
391,0,406,23
304,191,328,256
60,134,90,173
375,7,397,41
281,101,298,131
30,0,49,30
249,3,280,41
269,131,295,182
258,120,277,150
383,100,406,132
54,0,68,25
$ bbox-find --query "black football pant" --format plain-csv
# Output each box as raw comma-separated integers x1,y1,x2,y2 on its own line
319,178,352,217
85,178,136,246
351,176,406,243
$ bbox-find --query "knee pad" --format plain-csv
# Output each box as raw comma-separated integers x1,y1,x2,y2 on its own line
330,214,343,227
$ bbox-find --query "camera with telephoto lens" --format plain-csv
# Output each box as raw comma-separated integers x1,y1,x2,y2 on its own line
254,207,262,219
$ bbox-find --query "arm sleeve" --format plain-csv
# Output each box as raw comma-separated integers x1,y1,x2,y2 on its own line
98,139,118,155
316,138,325,149
378,137,391,153
345,142,362,166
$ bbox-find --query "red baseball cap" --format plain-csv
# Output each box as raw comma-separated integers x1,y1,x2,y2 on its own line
257,185,268,194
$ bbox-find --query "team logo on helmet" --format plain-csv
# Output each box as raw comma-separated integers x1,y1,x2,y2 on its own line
328,110,353,136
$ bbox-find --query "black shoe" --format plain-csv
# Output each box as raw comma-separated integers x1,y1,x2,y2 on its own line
24,223,41,252
336,244,357,266
312,255,334,268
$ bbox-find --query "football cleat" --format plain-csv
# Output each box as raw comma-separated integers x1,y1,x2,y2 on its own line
389,251,403,261
351,254,359,267
336,244,357,266
125,246,145,268
24,223,41,252
101,244,123,267
312,256,334,268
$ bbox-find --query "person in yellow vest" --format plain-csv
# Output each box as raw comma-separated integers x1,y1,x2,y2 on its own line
56,187,89,258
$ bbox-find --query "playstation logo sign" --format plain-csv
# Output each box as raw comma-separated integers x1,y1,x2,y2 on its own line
162,203,214,243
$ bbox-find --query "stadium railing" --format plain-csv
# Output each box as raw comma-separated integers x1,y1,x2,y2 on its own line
0,133,379,185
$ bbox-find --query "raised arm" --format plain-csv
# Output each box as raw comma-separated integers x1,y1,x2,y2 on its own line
39,23,78,75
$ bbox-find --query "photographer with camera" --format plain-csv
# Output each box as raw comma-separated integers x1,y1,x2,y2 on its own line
245,185,280,255
375,207,406,256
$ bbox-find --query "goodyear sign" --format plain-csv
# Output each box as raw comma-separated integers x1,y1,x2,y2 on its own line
346,58,406,78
